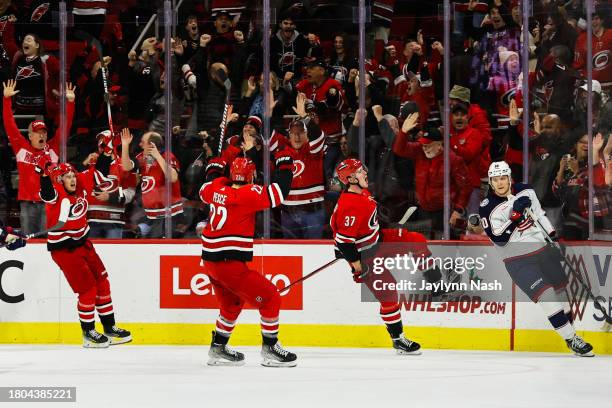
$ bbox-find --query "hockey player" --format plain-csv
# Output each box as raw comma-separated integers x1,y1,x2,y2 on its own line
331,158,428,355
0,223,26,250
36,151,131,348
479,161,594,357
199,151,298,367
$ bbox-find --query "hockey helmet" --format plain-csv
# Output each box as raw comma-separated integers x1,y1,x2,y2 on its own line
230,157,256,184
49,162,76,183
336,158,366,185
488,161,512,179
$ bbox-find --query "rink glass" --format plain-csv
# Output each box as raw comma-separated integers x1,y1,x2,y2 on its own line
0,1,607,242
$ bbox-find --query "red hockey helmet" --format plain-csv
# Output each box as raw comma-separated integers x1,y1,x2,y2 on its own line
336,158,366,185
230,157,256,183
49,162,76,183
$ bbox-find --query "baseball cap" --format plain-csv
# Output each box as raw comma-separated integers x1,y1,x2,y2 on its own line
579,80,602,95
419,128,443,145
449,85,471,104
214,10,232,19
307,58,327,69
31,120,47,132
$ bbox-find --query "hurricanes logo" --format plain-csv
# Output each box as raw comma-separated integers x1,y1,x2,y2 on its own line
141,176,156,194
69,197,88,220
368,208,379,229
279,52,296,69
501,87,518,108
16,65,41,80
292,160,305,178
95,175,119,192
593,50,609,70
564,253,591,322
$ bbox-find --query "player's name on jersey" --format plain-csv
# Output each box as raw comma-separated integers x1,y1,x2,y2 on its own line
372,279,504,292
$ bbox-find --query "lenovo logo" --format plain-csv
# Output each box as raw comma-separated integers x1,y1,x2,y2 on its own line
160,255,303,309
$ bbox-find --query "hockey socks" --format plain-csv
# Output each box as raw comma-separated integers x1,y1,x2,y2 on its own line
538,288,575,340
96,295,115,331
261,317,280,346
380,304,403,339
78,301,96,332
214,315,237,345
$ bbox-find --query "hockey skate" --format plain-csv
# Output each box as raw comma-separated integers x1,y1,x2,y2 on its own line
393,334,422,355
566,334,594,357
207,332,245,366
82,329,110,348
261,341,297,367
104,326,132,345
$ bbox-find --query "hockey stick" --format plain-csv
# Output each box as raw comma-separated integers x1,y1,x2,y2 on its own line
25,221,66,240
398,206,417,225
278,207,417,294
73,30,115,139
216,69,233,156
217,103,233,156
1,221,67,248
525,207,612,327
278,258,343,295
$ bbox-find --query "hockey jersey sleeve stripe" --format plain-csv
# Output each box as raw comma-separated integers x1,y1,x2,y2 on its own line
355,226,380,244
267,183,284,208
199,182,212,203
335,232,357,243
201,235,254,243
48,225,89,235
288,185,325,195
309,132,325,153
202,246,254,252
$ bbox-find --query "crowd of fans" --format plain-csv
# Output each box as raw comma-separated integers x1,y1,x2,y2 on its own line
0,0,610,240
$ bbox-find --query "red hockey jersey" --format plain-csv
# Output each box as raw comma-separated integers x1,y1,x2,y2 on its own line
330,189,380,262
135,152,184,219
574,28,612,90
199,176,285,261
295,77,346,141
272,127,326,207
3,96,74,201
41,171,95,251
86,161,137,225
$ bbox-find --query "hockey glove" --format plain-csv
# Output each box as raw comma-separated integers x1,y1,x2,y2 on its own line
351,263,370,283
34,150,54,175
205,158,227,178
1,227,26,250
274,150,295,172
510,196,532,224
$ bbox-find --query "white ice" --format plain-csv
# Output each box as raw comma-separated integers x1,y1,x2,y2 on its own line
1,345,610,408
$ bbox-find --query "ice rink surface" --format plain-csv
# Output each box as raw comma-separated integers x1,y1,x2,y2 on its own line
1,345,610,408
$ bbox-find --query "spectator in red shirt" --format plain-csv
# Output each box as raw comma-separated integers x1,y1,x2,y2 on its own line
573,5,612,93
2,79,75,235
120,129,184,238
295,58,346,179
449,102,491,215
392,113,471,238
449,84,492,144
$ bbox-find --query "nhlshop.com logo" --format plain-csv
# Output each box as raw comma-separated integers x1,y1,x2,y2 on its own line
159,255,303,309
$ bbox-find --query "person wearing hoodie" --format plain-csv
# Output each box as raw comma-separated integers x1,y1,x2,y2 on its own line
270,13,311,82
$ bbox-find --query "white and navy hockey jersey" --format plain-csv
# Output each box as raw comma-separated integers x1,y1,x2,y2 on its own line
478,183,555,261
